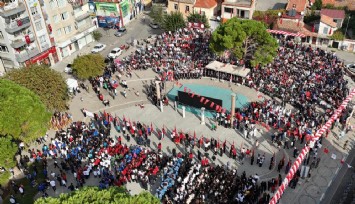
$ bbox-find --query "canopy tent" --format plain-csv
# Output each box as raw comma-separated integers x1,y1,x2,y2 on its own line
267,29,306,38
205,61,250,78
66,78,78,91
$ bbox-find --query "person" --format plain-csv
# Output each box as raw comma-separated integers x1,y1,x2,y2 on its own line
50,179,56,191
68,183,75,191
9,195,16,204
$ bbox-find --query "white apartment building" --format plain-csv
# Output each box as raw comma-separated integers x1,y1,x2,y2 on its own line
0,0,55,73
40,0,97,60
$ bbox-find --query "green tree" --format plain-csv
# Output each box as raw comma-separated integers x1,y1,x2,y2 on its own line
187,12,210,28
311,0,322,10
162,11,185,31
5,64,68,111
72,54,105,80
35,186,160,204
0,80,51,143
149,4,165,25
330,30,345,41
209,18,278,67
92,31,103,41
0,135,18,185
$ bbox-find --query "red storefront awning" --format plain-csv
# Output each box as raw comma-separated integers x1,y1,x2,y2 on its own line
30,46,57,64
267,29,306,38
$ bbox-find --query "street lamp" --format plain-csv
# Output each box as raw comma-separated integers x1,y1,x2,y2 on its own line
345,16,351,38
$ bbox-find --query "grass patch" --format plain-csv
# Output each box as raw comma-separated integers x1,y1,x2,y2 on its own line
3,162,46,204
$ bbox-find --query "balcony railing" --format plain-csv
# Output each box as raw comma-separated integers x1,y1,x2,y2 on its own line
15,47,40,62
0,1,26,17
10,33,35,48
5,16,31,34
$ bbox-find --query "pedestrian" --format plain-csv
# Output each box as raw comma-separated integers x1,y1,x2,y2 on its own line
54,160,59,169
293,147,298,158
19,184,24,196
284,140,289,149
50,180,56,191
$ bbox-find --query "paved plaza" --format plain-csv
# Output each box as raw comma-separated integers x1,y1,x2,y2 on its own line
13,14,355,203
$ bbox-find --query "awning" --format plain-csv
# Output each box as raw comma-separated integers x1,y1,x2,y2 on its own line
267,29,306,38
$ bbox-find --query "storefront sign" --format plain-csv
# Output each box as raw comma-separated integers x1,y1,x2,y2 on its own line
95,2,119,17
188,22,205,29
30,46,56,64
96,16,120,28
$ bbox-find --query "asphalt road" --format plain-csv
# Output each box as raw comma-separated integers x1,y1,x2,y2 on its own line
321,142,355,204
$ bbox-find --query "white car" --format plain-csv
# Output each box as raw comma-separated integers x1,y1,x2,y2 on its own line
107,47,122,58
149,22,159,29
91,43,106,53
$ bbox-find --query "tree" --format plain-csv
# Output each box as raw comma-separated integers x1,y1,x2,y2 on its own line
0,135,18,185
162,11,185,32
209,18,278,67
92,31,103,41
72,54,105,80
330,30,345,41
35,186,160,204
149,4,165,25
5,64,68,111
187,12,210,28
0,80,51,143
311,0,322,10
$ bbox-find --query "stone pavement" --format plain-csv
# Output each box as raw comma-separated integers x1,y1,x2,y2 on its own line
26,69,353,203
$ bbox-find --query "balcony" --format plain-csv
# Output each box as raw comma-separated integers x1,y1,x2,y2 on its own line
0,0,26,17
10,34,35,48
5,16,31,34
75,12,90,22
71,0,89,8
15,47,40,62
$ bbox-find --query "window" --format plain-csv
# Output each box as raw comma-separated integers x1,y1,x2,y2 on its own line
64,25,72,34
323,27,329,35
56,28,62,36
0,45,9,53
39,35,46,44
30,6,38,15
185,6,190,13
0,31,3,39
174,3,178,10
61,12,68,20
35,21,42,31
224,7,233,13
49,0,56,9
53,14,59,23
57,0,66,7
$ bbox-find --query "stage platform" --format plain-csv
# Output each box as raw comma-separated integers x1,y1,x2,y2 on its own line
167,83,250,118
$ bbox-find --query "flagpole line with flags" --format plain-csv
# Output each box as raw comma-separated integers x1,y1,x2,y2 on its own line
269,88,355,204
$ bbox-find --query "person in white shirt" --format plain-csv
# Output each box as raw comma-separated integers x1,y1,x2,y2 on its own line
50,180,56,191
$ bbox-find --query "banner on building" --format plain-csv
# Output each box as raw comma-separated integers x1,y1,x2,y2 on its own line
96,16,120,28
95,2,119,17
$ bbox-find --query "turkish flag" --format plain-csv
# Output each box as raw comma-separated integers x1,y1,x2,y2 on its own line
25,35,31,44
323,148,329,154
329,28,332,35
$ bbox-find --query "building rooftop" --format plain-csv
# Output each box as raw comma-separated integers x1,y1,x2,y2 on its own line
194,0,217,8
320,14,338,27
273,18,318,37
320,8,345,19
169,0,195,4
286,0,307,13
222,0,253,7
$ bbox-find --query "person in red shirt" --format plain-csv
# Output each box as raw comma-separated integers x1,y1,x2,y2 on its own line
158,143,162,152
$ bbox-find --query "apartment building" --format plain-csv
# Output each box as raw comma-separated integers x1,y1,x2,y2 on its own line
40,0,97,59
0,0,56,72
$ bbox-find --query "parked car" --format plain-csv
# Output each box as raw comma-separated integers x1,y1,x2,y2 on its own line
91,43,106,53
107,47,122,58
149,22,159,29
64,64,72,73
114,27,127,37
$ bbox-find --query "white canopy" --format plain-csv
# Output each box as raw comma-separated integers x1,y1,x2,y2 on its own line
205,61,250,78
66,78,78,90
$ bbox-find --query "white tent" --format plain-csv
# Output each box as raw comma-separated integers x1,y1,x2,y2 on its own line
66,78,78,91
205,61,250,78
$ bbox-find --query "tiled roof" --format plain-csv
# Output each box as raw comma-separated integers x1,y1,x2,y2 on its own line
334,0,355,11
194,0,217,8
320,14,337,27
273,18,318,37
286,0,307,13
322,0,335,5
320,9,345,19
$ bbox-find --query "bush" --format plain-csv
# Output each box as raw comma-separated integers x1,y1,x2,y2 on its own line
92,31,103,41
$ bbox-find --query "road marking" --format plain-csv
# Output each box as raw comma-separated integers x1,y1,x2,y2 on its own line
328,180,332,187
